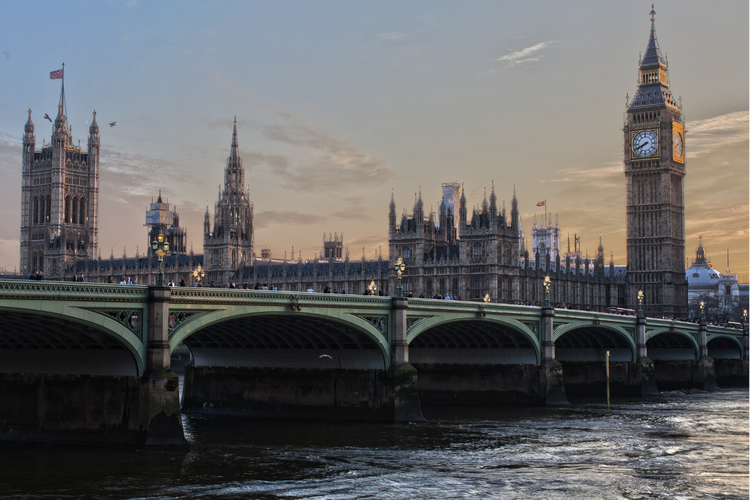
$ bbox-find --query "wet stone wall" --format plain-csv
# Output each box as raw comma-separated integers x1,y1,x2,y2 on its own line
182,366,403,421
412,363,547,406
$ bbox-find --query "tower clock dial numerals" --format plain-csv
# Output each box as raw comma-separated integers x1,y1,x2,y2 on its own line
632,130,658,157
673,131,683,157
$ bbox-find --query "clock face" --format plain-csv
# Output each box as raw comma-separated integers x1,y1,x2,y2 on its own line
632,130,658,157
673,131,683,157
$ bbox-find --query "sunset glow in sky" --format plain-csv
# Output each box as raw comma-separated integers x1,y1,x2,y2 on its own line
0,1,747,279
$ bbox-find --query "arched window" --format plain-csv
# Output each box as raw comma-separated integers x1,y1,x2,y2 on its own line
79,197,86,224
72,196,78,225
473,243,483,259
45,195,51,222
65,195,71,223
33,197,39,224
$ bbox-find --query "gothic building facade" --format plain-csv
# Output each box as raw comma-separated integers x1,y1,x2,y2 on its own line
386,185,627,309
19,83,99,279
623,6,688,318
519,214,562,262
145,191,187,257
21,9,693,318
203,117,254,285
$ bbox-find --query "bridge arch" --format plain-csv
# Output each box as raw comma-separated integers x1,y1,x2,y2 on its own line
646,328,699,360
407,317,541,365
554,322,636,362
0,304,144,376
706,334,743,360
169,309,391,370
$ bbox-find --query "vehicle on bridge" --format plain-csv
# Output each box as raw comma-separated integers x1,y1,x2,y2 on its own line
606,307,636,316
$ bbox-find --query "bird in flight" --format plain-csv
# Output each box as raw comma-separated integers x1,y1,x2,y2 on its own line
44,113,52,122
109,121,116,127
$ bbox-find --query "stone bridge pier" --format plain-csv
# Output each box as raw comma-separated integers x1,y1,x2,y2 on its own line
0,283,188,450
177,293,427,423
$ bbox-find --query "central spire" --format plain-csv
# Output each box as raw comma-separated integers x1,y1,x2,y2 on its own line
230,115,239,158
641,4,665,70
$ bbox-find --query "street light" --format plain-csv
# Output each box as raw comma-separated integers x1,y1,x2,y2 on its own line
192,265,205,286
543,276,551,308
483,293,491,303
368,280,377,296
151,232,169,286
699,301,705,323
743,309,748,326
394,257,405,298
637,290,644,318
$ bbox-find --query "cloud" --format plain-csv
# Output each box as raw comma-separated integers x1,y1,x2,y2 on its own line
377,32,408,41
253,103,392,193
244,150,290,172
545,162,622,192
99,147,195,199
254,210,327,229
686,110,748,158
346,235,388,258
495,41,557,68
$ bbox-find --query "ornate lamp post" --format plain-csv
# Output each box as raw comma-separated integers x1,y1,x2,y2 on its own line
394,257,405,298
743,309,748,327
151,233,169,286
637,290,644,318
368,280,377,296
699,301,705,324
483,293,491,303
543,276,551,308
192,265,205,286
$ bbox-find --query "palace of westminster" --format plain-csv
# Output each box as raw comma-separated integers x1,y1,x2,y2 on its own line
19,11,740,319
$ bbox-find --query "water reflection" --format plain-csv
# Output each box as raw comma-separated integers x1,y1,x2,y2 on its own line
0,389,746,499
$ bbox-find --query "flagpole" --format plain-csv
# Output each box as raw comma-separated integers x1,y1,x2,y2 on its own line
61,62,65,117
545,200,547,227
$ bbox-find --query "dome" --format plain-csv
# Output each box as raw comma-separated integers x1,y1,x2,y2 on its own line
686,257,722,287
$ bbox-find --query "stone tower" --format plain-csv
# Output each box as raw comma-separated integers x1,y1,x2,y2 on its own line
323,232,343,260
145,190,187,256
203,117,254,284
20,80,99,279
623,6,687,318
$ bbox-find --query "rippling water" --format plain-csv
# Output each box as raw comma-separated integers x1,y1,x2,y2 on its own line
0,388,747,499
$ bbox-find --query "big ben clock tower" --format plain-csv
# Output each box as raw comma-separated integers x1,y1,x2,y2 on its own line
624,5,687,318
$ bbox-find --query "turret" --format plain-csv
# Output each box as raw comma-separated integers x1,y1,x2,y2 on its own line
459,185,467,226
204,202,211,235
389,190,397,232
23,109,35,166
489,181,497,218
511,186,519,231
415,187,424,223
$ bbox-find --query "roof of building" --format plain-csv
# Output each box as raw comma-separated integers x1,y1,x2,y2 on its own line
686,238,723,286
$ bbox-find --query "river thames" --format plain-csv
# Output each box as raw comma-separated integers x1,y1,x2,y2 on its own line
0,388,746,499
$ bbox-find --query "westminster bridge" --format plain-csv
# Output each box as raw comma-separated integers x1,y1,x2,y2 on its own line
0,280,747,449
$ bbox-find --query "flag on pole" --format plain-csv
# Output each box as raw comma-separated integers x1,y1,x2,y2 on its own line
536,201,545,207
49,68,64,80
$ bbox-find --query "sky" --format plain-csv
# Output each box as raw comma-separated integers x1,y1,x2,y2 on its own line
0,1,747,280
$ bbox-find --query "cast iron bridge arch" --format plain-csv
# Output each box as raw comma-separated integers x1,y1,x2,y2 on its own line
0,280,746,376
